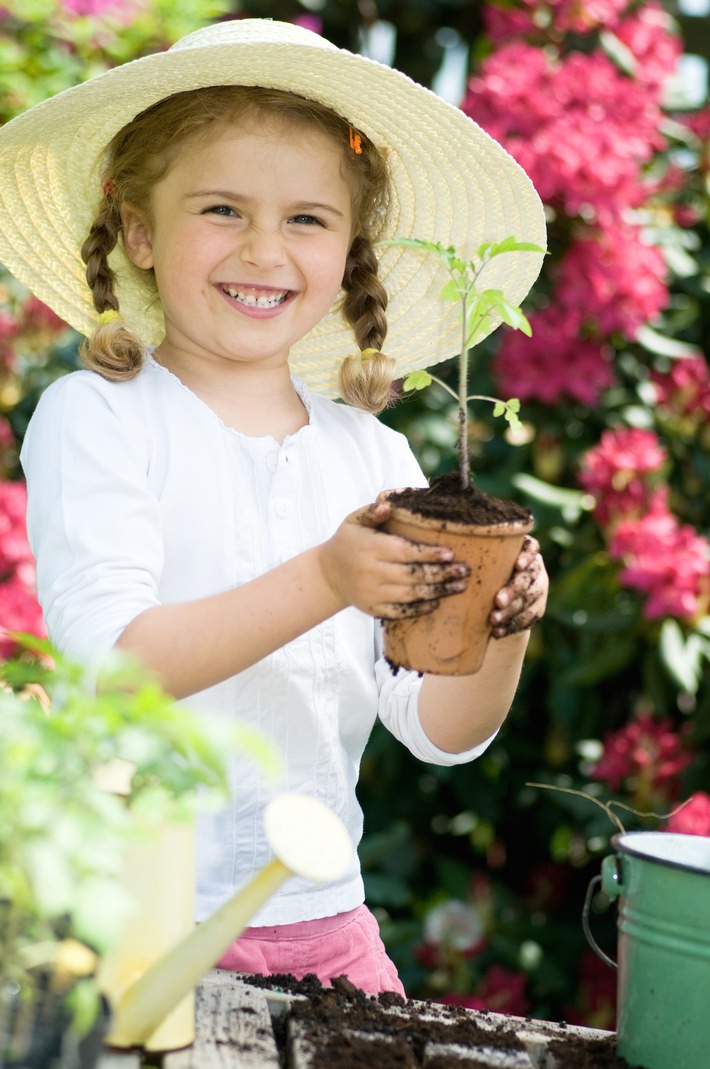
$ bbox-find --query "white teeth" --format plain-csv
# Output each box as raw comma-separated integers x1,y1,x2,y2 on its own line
224,287,288,308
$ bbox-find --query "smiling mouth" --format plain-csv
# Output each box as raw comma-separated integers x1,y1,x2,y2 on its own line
222,286,290,309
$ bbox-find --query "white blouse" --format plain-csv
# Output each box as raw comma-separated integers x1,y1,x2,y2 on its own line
21,355,494,925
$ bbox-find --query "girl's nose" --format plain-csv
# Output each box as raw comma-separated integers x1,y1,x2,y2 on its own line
240,226,286,270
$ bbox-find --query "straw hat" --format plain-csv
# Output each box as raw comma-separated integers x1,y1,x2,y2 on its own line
0,18,546,397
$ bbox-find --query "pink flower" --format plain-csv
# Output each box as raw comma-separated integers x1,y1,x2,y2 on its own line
556,228,668,340
483,0,630,41
665,792,710,836
60,0,129,13
20,296,67,336
0,310,19,373
610,502,710,621
615,2,682,92
0,574,45,658
651,354,710,420
493,305,615,407
589,710,693,802
551,0,629,34
578,427,667,527
0,480,36,581
291,14,323,35
443,964,530,1017
464,44,667,225
483,5,537,44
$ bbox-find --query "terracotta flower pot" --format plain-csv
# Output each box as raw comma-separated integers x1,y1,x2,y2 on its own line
383,504,533,676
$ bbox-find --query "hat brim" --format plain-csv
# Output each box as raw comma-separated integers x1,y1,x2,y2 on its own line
0,19,546,397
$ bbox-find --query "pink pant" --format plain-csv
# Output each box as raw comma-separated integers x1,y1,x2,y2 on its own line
216,904,405,996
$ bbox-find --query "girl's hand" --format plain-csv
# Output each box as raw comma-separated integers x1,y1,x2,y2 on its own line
318,500,471,620
489,535,548,639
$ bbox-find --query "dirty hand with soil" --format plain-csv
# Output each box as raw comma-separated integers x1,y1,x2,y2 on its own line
318,498,472,620
336,502,549,756
326,499,548,637
489,534,548,639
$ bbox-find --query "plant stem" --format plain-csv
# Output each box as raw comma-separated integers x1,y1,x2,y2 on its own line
459,293,470,490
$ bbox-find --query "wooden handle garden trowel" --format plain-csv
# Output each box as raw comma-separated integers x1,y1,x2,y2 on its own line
101,793,354,1051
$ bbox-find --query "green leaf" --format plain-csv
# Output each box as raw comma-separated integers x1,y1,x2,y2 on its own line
403,370,434,392
659,619,705,694
599,29,637,75
65,979,102,1038
636,323,700,358
440,279,463,302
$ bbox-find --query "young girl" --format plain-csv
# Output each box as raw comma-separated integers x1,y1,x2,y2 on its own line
1,19,548,995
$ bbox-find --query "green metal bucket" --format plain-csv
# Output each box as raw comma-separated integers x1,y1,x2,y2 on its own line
597,831,710,1069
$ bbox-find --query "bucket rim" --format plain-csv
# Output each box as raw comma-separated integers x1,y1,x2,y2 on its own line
611,830,710,876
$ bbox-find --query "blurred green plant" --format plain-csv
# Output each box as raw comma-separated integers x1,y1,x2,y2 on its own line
0,636,278,1048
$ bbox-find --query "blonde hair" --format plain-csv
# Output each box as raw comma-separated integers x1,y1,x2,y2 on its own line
80,85,396,413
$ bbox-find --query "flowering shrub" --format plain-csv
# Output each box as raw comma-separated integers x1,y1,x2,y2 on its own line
578,427,667,526
375,0,710,1023
588,709,694,808
665,791,710,836
610,504,709,622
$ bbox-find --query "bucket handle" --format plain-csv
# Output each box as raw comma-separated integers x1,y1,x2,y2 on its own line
582,873,617,970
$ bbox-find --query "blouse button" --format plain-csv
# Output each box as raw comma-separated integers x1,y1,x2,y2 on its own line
273,498,293,519
265,452,279,473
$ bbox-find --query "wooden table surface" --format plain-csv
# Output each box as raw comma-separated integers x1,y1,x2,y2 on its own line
97,968,613,1068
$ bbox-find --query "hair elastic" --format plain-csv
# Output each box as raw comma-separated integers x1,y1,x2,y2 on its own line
349,127,363,155
359,347,378,360
99,309,121,324
102,178,116,196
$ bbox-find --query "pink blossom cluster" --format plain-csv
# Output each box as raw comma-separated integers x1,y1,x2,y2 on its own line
666,791,710,836
485,0,629,40
578,427,667,526
482,0,681,94
0,480,45,658
0,310,19,374
589,709,693,803
494,223,669,403
494,305,615,405
465,2,681,407
0,293,67,374
651,354,710,421
556,229,668,340
610,501,710,620
59,0,145,19
578,427,709,619
464,44,668,226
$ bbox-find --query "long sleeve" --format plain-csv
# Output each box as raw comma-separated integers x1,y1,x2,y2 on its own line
20,372,163,669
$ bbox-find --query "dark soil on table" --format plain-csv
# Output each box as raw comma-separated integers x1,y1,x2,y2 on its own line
387,473,532,528
238,973,642,1069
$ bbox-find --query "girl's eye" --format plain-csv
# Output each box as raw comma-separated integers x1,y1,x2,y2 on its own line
290,214,322,227
205,205,238,218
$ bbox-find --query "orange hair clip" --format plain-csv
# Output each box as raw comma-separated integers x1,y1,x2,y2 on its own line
349,127,363,155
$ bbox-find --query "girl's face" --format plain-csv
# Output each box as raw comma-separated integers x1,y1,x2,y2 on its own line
122,116,354,376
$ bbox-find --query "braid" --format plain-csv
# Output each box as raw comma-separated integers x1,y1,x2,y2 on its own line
339,235,396,415
341,234,388,352
79,195,145,381
81,198,121,315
